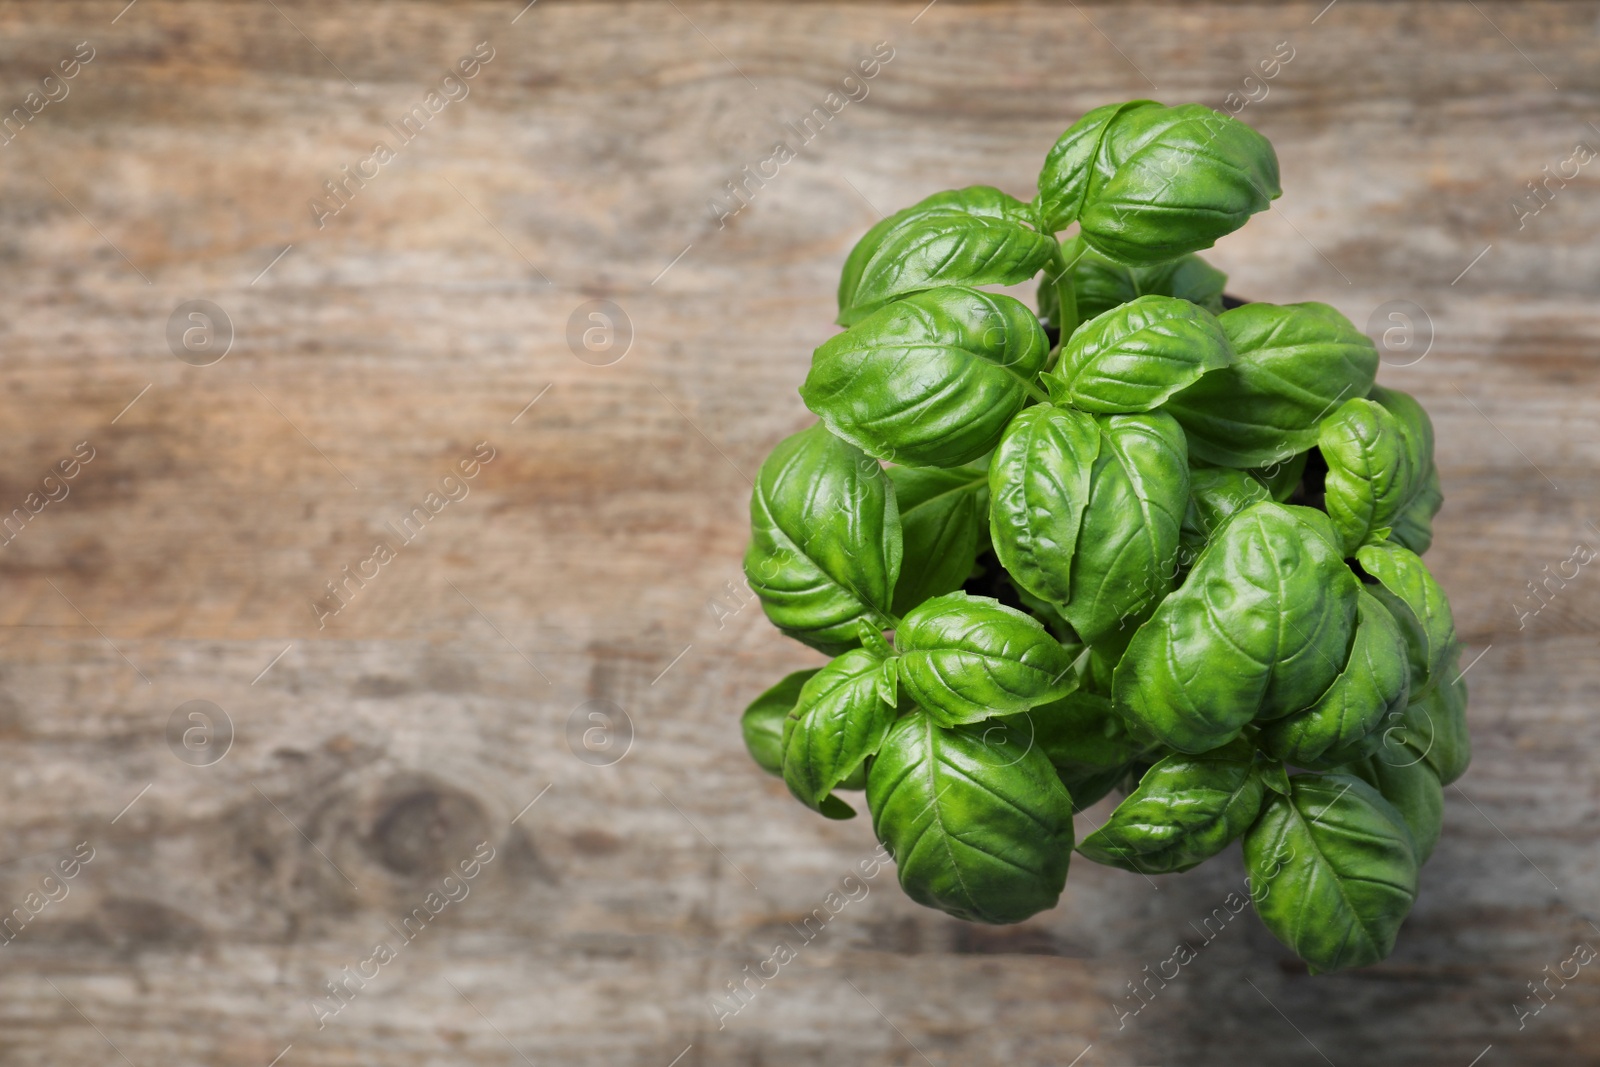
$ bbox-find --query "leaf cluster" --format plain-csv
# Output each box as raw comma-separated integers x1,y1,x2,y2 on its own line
738,101,1464,973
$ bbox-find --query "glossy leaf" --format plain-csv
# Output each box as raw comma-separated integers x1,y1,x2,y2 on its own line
741,668,821,777
1258,588,1410,768
1063,765,1135,813
867,715,1075,924
1389,462,1442,556
858,617,894,659
1344,754,1445,863
990,407,1189,644
895,592,1078,725
1057,245,1228,325
1370,385,1442,555
1078,737,1265,873
1047,295,1233,413
1245,774,1420,973
1007,689,1151,810
988,404,1100,610
1319,398,1416,555
1010,581,1079,645
838,186,1058,326
1259,757,1292,796
1060,412,1190,642
782,649,897,818
888,464,989,616
876,654,900,708
1166,302,1380,467
1356,541,1456,700
744,424,901,654
1114,502,1358,752
1178,466,1271,567
1028,689,1147,768
802,286,1050,468
1369,384,1436,467
1080,628,1131,697
1190,451,1309,508
1034,101,1150,233
1374,652,1470,786
1036,101,1281,264
1252,449,1310,502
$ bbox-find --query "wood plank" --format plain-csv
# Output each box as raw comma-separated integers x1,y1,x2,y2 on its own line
0,2,1596,1063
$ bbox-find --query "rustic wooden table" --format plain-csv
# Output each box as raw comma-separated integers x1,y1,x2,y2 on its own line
0,1,1595,1063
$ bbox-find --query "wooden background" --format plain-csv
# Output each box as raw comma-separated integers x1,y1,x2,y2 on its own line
0,1,1596,1063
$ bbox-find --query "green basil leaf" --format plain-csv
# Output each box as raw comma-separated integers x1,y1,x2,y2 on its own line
1369,384,1442,555
1368,384,1436,467
1078,737,1265,873
1047,295,1233,413
990,407,1188,643
1190,451,1309,500
1010,580,1080,645
857,618,895,659
744,424,901,654
1388,462,1442,556
1343,754,1444,863
1003,689,1152,810
1061,412,1190,642
782,649,896,818
1063,765,1136,813
1258,588,1410,768
1027,689,1148,769
1068,246,1228,323
1080,650,1121,703
867,714,1075,923
989,404,1100,610
1355,541,1456,701
1114,502,1358,752
1179,466,1272,566
895,591,1079,726
741,668,822,777
1165,302,1380,467
1245,774,1419,973
1319,398,1417,555
802,286,1050,468
1080,624,1134,697
1252,449,1310,501
837,186,1058,326
877,655,900,708
888,464,989,616
1258,756,1292,796
1035,101,1153,232
1041,243,1230,334
1373,650,1470,786
1036,102,1281,264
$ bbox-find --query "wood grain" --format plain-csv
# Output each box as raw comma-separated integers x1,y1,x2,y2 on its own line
0,1,1597,1064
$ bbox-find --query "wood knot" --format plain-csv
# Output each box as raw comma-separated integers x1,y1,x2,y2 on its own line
366,785,491,879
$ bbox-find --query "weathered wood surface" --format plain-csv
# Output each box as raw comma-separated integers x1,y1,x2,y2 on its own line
0,1,1597,1063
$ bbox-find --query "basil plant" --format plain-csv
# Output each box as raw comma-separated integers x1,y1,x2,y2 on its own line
738,100,1466,973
